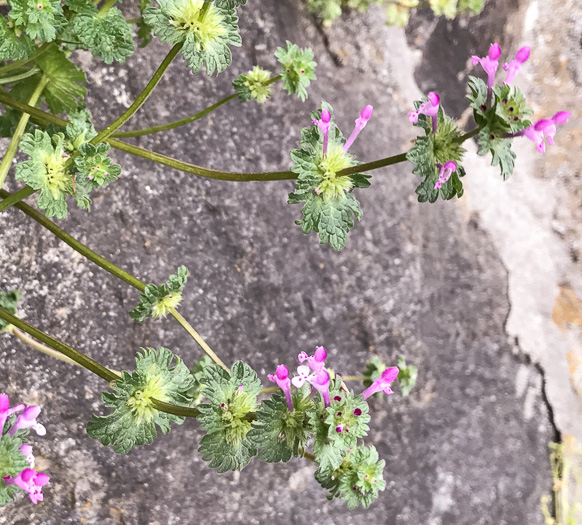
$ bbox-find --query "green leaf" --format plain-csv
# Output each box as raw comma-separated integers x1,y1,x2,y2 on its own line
184,355,214,404
8,0,67,42
232,66,272,103
316,444,386,509
288,103,368,251
492,84,533,133
0,481,21,507
458,0,484,14
247,385,314,463
0,15,35,61
397,355,417,397
87,347,195,454
362,355,386,388
137,0,154,48
213,0,246,7
305,0,342,23
75,142,121,190
68,7,134,64
275,41,316,101
0,290,22,332
477,128,516,180
323,391,370,450
197,361,262,472
129,266,189,322
15,130,72,219
143,0,241,75
0,433,29,479
35,44,87,114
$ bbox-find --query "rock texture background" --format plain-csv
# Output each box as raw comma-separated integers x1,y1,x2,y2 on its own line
0,0,581,523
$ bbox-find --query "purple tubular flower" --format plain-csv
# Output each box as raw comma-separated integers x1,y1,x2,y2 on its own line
342,105,373,152
503,46,530,84
19,444,35,468
268,364,294,412
0,394,25,437
310,370,331,407
298,346,327,373
9,405,46,437
472,43,501,90
520,111,571,153
361,366,399,400
314,109,332,156
434,161,457,190
408,92,440,132
3,468,50,504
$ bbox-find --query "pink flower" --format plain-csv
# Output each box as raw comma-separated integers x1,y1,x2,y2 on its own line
434,161,457,190
292,366,331,407
503,46,530,84
472,43,501,89
0,394,25,437
297,346,327,374
267,364,294,411
343,104,373,152
313,109,332,156
9,405,46,437
521,111,571,153
19,444,35,468
408,92,440,132
361,367,399,400
3,468,50,504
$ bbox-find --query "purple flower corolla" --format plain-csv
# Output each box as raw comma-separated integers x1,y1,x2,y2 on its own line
0,394,25,437
9,405,46,437
313,109,332,156
3,468,50,504
472,42,501,90
342,105,373,152
292,367,331,407
297,346,327,374
268,364,294,412
20,444,35,468
434,161,457,190
361,366,399,400
518,111,571,153
503,46,530,84
408,92,440,133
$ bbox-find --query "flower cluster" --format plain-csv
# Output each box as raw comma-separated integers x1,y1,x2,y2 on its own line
0,394,49,506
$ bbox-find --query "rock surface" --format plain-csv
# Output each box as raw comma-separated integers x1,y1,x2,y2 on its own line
1,0,580,523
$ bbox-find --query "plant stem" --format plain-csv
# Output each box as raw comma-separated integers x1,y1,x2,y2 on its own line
112,75,282,139
126,17,142,24
168,309,229,372
0,188,226,369
0,43,50,76
299,448,316,462
9,326,82,367
112,94,238,138
0,67,41,85
97,0,117,16
0,186,35,213
261,386,278,394
0,307,120,382
199,1,211,19
0,307,204,419
90,43,183,144
0,75,49,190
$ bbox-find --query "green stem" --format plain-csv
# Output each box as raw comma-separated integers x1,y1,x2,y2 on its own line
199,1,211,19
10,326,81,368
126,17,142,24
0,75,49,189
97,0,117,16
112,75,282,139
169,309,228,371
0,43,50,76
0,307,120,382
0,187,146,289
0,67,41,85
112,94,238,138
457,127,480,142
0,186,35,213
90,43,183,144
0,188,226,369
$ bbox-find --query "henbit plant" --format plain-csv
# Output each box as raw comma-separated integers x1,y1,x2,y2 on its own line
0,0,570,512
